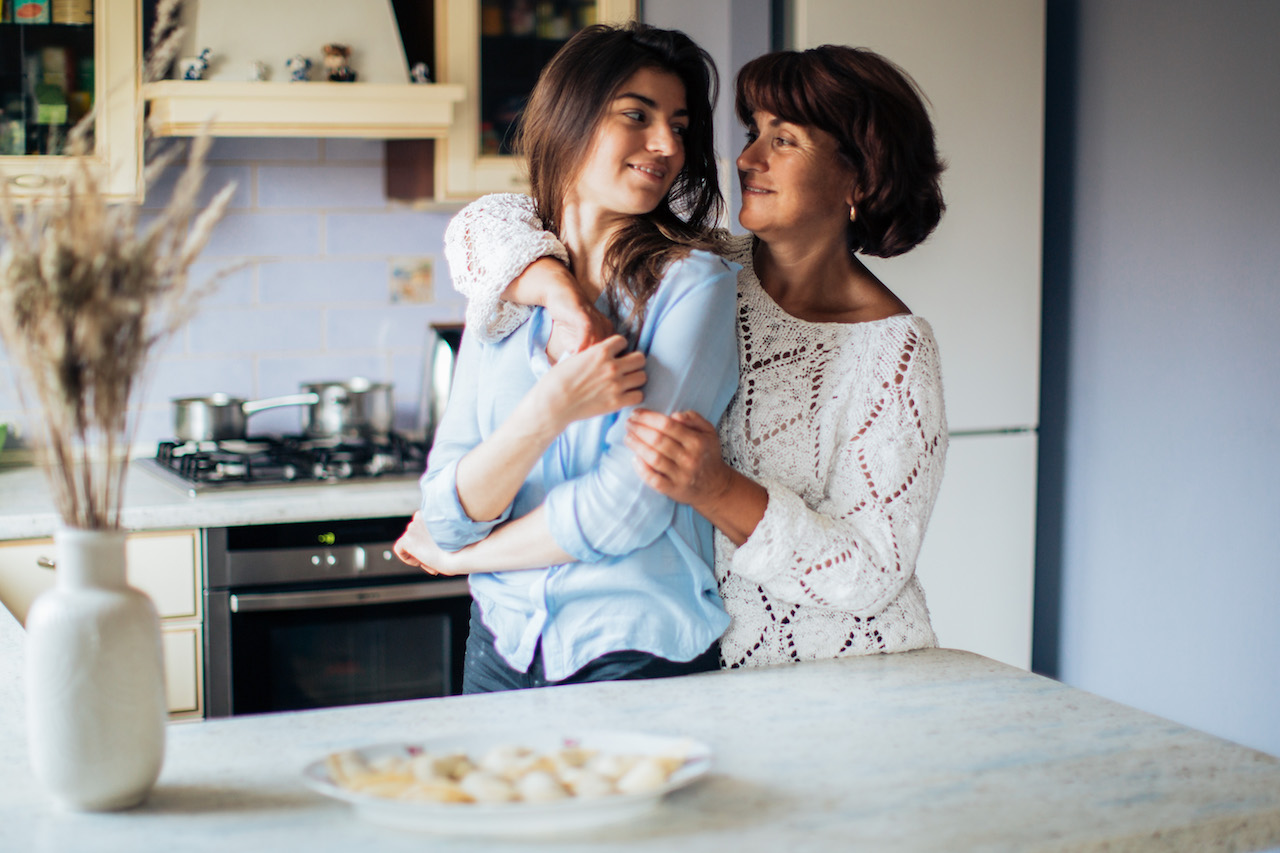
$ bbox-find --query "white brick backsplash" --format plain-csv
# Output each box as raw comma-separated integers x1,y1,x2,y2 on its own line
31,138,482,446
322,139,384,161
257,354,390,397
259,260,388,304
209,137,321,162
203,212,322,257
258,165,385,209
325,304,461,351
142,163,253,211
325,211,451,256
146,357,257,401
188,307,325,353
192,262,256,307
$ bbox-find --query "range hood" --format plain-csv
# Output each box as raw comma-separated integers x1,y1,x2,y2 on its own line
141,0,462,139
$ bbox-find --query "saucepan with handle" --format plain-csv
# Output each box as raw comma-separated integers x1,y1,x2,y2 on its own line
298,378,395,440
172,392,321,443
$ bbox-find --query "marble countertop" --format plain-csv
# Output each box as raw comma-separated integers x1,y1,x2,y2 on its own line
0,462,423,540
2,607,1278,852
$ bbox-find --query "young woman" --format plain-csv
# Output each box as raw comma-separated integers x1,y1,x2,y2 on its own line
427,45,950,669
394,23,740,692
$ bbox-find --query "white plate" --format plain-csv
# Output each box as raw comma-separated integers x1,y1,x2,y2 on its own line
302,730,712,837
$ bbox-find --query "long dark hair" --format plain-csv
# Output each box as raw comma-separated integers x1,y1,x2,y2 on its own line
514,22,724,332
736,46,945,257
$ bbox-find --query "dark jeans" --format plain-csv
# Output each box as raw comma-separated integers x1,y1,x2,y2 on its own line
462,600,720,694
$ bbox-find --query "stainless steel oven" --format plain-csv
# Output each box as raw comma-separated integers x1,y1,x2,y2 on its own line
203,516,471,718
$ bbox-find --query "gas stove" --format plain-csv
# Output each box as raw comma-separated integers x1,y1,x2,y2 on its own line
142,432,428,494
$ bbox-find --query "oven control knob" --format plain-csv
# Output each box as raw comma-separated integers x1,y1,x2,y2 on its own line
326,554,337,566
383,550,393,561
311,555,321,565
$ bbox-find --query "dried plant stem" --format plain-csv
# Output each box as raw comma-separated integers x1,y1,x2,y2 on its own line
0,1,234,530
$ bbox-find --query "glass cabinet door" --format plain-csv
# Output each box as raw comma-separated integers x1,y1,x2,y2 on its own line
0,0,140,199
437,0,634,200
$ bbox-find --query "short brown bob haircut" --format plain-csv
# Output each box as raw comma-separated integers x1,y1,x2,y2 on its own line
736,46,945,258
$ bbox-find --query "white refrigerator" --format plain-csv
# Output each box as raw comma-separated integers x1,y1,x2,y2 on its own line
790,0,1046,668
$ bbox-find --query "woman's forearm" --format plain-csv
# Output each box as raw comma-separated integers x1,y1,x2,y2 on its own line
451,505,574,573
694,469,770,547
454,390,563,522
500,257,572,307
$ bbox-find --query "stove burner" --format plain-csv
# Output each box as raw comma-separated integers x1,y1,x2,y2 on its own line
151,432,427,490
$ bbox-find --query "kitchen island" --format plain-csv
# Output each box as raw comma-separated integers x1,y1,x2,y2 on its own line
2,605,1278,852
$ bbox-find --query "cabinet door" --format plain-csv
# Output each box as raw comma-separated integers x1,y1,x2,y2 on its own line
161,625,203,718
436,0,637,200
0,0,141,199
914,433,1039,669
0,529,199,623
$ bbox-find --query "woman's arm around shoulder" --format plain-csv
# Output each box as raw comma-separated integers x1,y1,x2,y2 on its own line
444,193,612,353
443,193,568,341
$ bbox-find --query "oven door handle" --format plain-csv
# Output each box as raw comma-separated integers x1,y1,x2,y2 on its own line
229,579,471,613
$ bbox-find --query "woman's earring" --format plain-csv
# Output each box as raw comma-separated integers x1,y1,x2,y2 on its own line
849,206,857,222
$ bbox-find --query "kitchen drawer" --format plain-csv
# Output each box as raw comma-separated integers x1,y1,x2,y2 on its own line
162,625,203,719
0,530,201,624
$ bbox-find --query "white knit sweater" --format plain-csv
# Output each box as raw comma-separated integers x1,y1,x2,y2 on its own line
444,194,947,667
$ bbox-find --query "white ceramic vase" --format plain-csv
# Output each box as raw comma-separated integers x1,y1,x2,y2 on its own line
25,527,167,811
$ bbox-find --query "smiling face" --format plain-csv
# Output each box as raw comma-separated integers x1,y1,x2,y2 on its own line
566,67,689,222
736,109,857,244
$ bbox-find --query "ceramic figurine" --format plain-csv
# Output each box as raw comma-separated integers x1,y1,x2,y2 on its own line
322,44,357,82
247,61,269,82
410,62,431,84
285,55,312,82
180,48,212,81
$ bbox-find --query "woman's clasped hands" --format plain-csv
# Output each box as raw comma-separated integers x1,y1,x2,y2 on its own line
539,334,646,427
625,409,735,509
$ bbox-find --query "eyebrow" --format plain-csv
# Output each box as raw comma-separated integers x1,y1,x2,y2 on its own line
615,92,689,117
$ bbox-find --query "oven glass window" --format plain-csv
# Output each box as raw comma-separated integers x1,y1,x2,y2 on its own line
228,598,460,715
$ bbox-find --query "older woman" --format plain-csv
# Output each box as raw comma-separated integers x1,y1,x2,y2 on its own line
422,45,948,669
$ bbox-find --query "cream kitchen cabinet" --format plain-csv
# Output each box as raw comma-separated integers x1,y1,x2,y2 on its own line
432,0,636,200
0,529,205,720
0,0,142,200
140,0,464,141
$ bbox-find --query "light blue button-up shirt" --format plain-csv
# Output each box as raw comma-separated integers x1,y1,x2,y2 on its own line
420,250,740,682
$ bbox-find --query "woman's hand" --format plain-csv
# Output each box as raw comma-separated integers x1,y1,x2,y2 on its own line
625,409,734,509
537,335,646,430
393,511,461,576
510,258,614,360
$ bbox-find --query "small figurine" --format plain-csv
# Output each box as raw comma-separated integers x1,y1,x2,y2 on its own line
180,48,212,81
247,61,269,82
410,62,431,84
322,44,357,82
285,55,312,82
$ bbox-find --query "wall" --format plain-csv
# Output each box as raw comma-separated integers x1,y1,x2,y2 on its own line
0,138,466,446
1040,0,1280,756
642,0,771,233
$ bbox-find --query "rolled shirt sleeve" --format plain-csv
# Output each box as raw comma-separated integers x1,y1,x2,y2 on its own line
418,330,515,550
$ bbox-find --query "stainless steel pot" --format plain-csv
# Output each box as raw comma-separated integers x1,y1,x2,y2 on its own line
299,378,394,440
172,393,320,442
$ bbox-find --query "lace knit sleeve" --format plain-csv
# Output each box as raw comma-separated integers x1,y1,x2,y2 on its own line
442,193,569,343
729,320,948,616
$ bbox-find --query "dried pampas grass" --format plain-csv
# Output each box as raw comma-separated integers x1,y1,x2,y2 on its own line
0,0,235,529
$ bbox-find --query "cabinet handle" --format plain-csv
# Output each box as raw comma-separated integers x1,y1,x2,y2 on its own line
8,174,57,190
37,556,56,570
